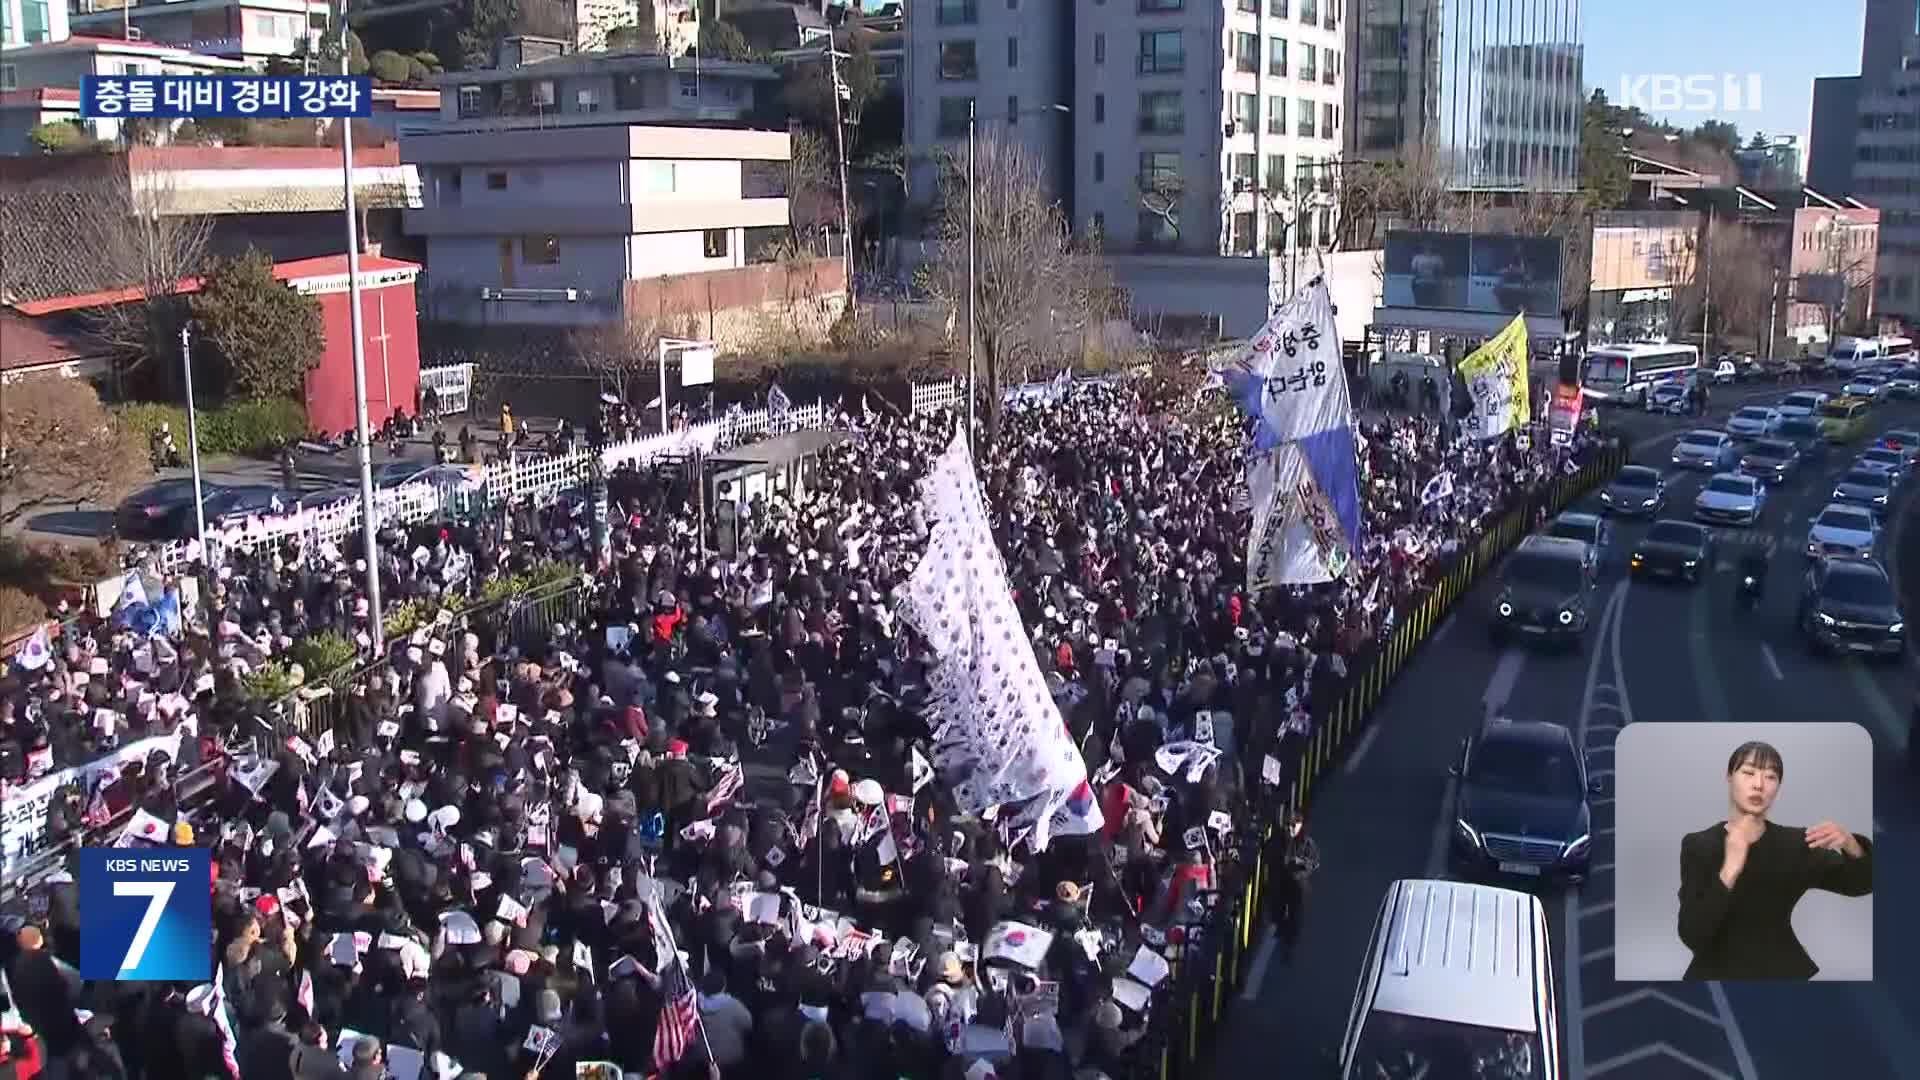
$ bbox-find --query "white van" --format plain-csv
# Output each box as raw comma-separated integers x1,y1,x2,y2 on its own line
1828,336,1914,372
1336,879,1561,1080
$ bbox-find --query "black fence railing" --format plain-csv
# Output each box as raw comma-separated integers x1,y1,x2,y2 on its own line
1118,440,1627,1080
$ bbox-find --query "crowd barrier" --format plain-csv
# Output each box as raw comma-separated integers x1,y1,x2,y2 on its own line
1127,440,1627,1080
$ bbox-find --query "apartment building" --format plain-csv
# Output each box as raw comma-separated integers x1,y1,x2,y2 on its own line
413,49,780,136
65,0,331,66
903,0,1073,217
400,123,844,345
0,0,67,47
1852,45,1920,324
1345,0,1582,191
0,34,244,143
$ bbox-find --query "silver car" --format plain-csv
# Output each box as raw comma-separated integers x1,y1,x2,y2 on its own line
1777,391,1830,419
1545,511,1611,571
1806,503,1880,559
1886,375,1920,399
1725,406,1781,439
1853,447,1909,481
1671,430,1736,471
1843,374,1889,400
1833,468,1895,508
1694,472,1767,525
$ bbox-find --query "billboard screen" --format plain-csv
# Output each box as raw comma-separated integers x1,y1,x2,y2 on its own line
1383,231,1564,317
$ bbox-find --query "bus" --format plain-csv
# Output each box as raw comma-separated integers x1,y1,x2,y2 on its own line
1580,343,1701,407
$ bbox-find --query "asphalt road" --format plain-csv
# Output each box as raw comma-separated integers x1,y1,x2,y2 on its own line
1225,376,1920,1080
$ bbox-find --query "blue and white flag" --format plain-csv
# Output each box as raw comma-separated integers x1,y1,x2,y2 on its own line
1219,279,1362,589
768,383,792,416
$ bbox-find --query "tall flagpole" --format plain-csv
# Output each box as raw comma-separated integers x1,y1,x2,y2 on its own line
339,0,384,648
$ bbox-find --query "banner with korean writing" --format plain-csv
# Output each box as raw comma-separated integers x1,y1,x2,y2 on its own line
1219,279,1362,588
1458,314,1531,441
1547,382,1583,444
0,732,183,872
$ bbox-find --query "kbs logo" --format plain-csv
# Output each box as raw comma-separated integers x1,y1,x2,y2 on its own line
1617,74,1763,114
79,847,212,981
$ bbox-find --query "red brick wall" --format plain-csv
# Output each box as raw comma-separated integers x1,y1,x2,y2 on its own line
620,258,846,323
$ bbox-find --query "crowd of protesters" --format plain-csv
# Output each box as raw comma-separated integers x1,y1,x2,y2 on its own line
0,377,1609,1080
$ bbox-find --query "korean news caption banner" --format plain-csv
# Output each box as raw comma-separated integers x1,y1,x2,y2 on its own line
1459,314,1532,442
1220,279,1363,590
82,75,372,119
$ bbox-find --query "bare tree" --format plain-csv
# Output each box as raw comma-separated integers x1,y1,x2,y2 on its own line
0,156,211,378
786,129,838,249
569,298,694,407
924,134,1100,438
1505,183,1593,314
1669,219,1774,348
0,375,151,528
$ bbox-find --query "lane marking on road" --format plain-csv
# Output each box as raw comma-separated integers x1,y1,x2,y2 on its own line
1586,1044,1738,1080
1342,722,1383,776
1844,659,1910,754
1581,988,1725,1026
1239,927,1277,1003
1430,613,1455,642
1482,646,1527,715
1562,581,1628,1080
1759,643,1785,681
1705,983,1763,1080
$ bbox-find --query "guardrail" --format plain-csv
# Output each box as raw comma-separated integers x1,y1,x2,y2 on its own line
1122,440,1626,1080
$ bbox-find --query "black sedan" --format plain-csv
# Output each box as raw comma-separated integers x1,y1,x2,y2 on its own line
1630,519,1716,584
1598,465,1666,516
202,486,294,529
1739,438,1801,483
1799,556,1906,658
1449,718,1599,886
114,479,221,540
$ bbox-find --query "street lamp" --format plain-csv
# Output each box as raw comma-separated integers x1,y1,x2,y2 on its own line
966,100,1069,450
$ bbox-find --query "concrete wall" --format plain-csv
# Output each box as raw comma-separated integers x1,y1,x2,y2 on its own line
1107,247,1378,342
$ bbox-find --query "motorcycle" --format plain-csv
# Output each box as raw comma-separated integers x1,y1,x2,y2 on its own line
1737,571,1764,610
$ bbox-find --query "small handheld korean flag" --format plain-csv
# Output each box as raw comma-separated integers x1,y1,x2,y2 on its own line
1182,826,1207,851
1420,471,1454,506
13,625,52,672
768,383,792,417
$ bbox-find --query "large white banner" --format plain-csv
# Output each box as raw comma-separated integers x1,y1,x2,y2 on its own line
0,732,184,871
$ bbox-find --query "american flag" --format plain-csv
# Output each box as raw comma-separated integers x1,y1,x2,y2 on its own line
649,902,700,1072
705,761,744,815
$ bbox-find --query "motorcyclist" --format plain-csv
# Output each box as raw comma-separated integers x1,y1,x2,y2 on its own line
1737,546,1770,602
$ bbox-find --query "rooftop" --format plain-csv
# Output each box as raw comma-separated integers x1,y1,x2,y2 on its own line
0,309,112,372
432,50,781,86
11,253,421,316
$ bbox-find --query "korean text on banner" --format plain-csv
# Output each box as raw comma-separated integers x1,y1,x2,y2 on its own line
1548,382,1583,444
1220,280,1363,589
0,732,184,872
1458,314,1531,440
896,432,1090,852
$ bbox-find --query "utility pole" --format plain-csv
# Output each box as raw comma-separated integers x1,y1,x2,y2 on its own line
1766,268,1780,361
339,0,384,647
179,325,208,562
828,43,856,313
1701,204,1715,356
965,99,977,452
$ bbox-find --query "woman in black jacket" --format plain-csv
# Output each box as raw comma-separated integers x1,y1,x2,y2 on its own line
1677,741,1873,980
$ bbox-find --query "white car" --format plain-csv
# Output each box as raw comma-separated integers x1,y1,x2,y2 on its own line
1807,502,1880,559
1724,406,1782,439
1854,447,1909,480
1777,390,1831,419
1843,374,1890,400
1671,430,1736,471
1890,373,1920,398
1646,382,1691,414
1694,471,1767,525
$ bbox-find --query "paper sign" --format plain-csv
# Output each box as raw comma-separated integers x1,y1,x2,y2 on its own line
378,720,401,738
524,1026,558,1055
317,729,336,758
1208,810,1233,834
1261,755,1282,785
765,846,786,867
1110,976,1153,1013
1182,826,1206,851
577,1064,622,1080
1193,711,1214,745
497,894,530,926
1126,945,1171,987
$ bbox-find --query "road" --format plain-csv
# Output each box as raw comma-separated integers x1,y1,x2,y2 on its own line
1225,377,1920,1080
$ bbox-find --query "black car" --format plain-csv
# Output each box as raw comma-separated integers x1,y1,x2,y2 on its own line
1775,416,1827,460
1738,438,1801,483
1449,718,1599,885
202,485,294,529
1799,557,1906,658
114,479,223,540
1490,535,1595,646
1630,519,1715,584
1597,464,1666,516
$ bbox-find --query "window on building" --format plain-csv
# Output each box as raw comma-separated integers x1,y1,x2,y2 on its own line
1268,37,1287,77
637,161,676,193
1233,153,1257,188
1267,95,1285,134
1138,91,1184,133
1094,93,1105,122
1094,151,1105,181
1297,98,1314,137
1269,0,1287,14
703,229,729,258
677,73,698,97
1234,92,1257,134
0,65,15,91
939,41,978,81
1266,153,1286,189
1238,0,1258,11
1268,211,1288,252
1323,101,1335,136
1233,211,1257,255
1300,0,1317,23
1139,150,1181,187
1137,212,1179,249
20,0,50,42
1091,212,1105,235
532,80,556,106
1007,37,1018,68
1094,33,1104,63
1325,50,1337,84
1235,32,1258,73
938,96,974,136
1138,0,1182,11
458,86,483,117
522,235,560,265
251,13,278,36
486,171,508,190
577,88,599,112
1138,30,1183,73
937,0,978,24
741,160,788,198
1299,44,1317,81
1007,95,1019,122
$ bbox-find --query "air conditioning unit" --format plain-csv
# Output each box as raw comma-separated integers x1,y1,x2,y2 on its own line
480,287,582,302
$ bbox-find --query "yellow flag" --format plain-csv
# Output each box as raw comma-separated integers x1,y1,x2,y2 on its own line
1457,314,1530,440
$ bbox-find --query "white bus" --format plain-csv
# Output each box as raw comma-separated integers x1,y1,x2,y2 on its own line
1580,343,1701,406
1828,335,1916,371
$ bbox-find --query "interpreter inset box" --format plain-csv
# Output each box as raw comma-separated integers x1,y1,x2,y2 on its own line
1613,722,1873,982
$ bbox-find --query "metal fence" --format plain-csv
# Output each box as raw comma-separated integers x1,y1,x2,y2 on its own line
420,362,476,416
1119,441,1626,1080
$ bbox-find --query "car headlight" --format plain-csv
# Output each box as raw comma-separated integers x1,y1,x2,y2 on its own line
1818,612,1836,626
1455,820,1482,849
1876,494,1889,504
1683,558,1698,567
1600,490,1613,502
1891,622,1905,635
1559,609,1575,626
1631,552,1644,565
1834,489,1846,499
1498,601,1514,617
1562,834,1591,861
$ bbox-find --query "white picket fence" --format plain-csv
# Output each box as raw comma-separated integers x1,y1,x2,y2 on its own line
149,399,831,572
911,378,963,415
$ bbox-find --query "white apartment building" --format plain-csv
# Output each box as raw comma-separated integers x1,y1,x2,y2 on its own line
399,123,811,332
1854,44,1920,324
65,0,331,66
0,34,244,144
0,0,67,47
411,50,779,136
902,0,1074,216
1074,0,1346,256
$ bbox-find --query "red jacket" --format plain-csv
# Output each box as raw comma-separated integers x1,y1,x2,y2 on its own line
651,606,685,644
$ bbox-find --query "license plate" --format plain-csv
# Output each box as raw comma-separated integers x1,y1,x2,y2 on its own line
1521,625,1547,634
1846,642,1879,653
1499,862,1543,876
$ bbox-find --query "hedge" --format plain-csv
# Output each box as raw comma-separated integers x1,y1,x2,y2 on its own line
114,398,307,457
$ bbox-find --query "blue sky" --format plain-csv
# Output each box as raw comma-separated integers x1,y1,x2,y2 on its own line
1583,0,1867,148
